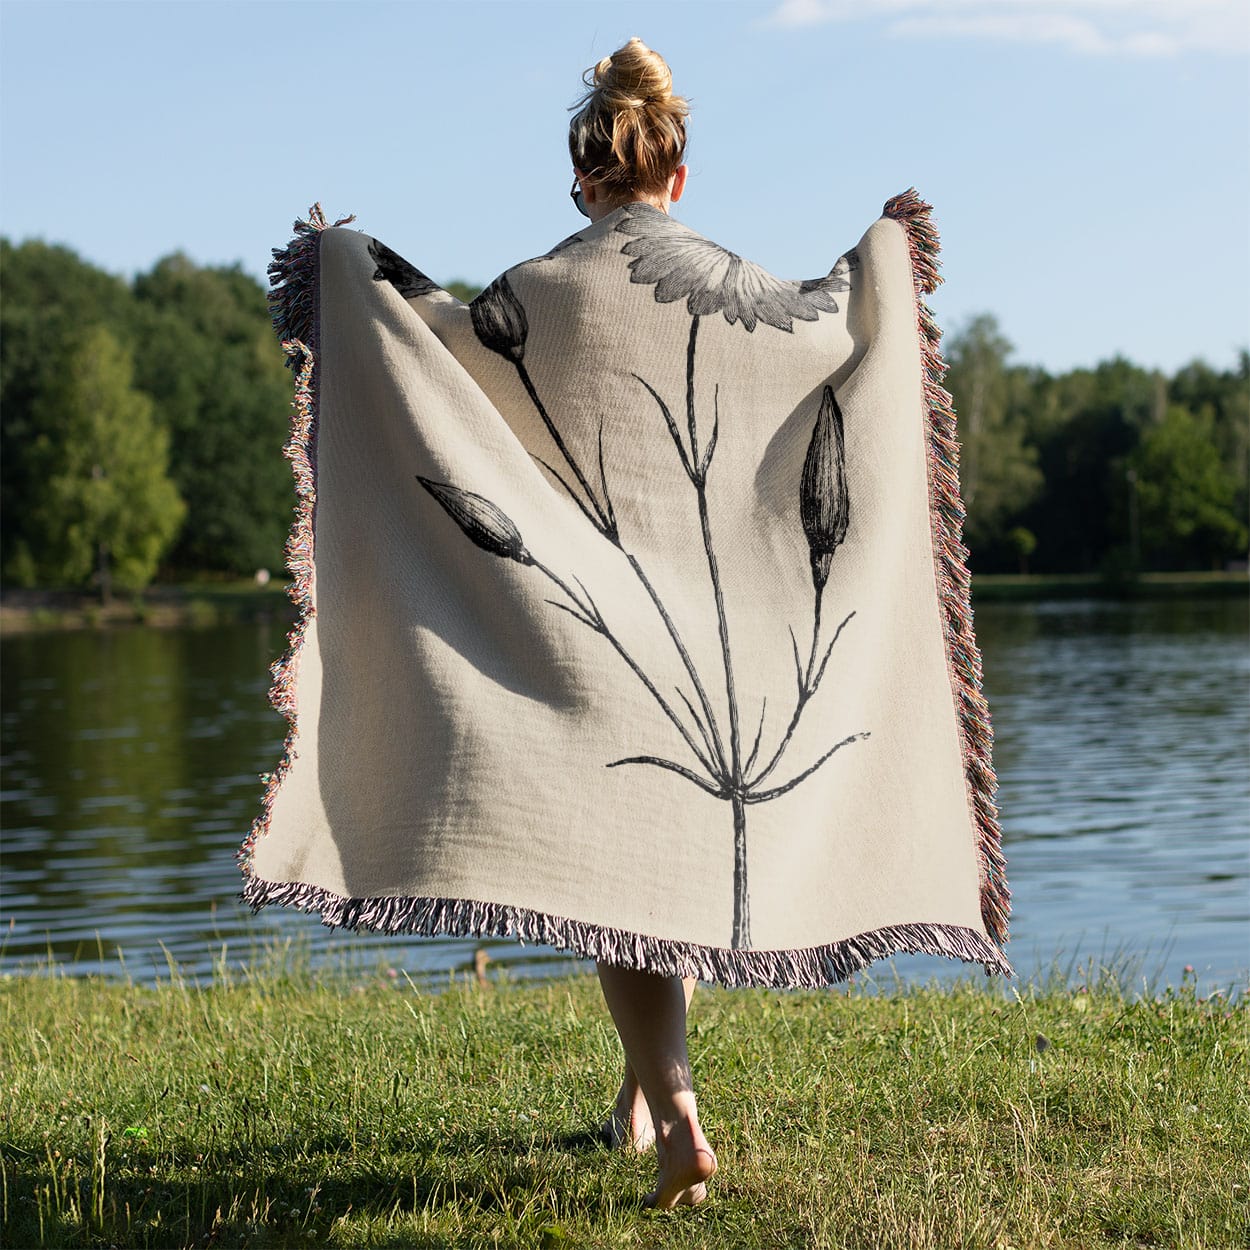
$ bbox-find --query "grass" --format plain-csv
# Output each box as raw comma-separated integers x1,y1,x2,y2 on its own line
1,949,1246,1250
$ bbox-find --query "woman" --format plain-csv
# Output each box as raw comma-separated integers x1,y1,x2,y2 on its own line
565,38,718,1210
241,37,1010,1215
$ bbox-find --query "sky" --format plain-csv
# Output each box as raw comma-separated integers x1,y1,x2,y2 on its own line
1,0,1247,375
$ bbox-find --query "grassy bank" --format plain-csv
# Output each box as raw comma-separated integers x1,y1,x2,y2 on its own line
969,570,1248,602
1,958,1245,1249
1,570,1245,634
0,582,293,635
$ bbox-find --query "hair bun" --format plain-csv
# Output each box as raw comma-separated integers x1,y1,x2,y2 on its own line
569,38,689,196
595,36,673,109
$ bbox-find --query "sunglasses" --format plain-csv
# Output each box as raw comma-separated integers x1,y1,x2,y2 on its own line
570,176,589,219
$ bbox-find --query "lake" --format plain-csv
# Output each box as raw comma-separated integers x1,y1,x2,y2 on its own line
2,596,1246,994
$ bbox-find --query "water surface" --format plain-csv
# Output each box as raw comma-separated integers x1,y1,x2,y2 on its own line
2,597,1246,993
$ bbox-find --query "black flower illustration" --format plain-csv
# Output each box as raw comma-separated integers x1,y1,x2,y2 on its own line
798,248,859,312
466,269,616,539
616,206,841,333
470,274,529,363
416,477,534,565
800,386,850,591
369,239,442,299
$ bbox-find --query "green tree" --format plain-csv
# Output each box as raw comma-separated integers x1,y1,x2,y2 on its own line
1019,357,1162,573
943,315,1043,563
1129,404,1246,570
1,239,139,581
1006,526,1037,574
131,256,293,574
23,327,185,596
1169,353,1250,536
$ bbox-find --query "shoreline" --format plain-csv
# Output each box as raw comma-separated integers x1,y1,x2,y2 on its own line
1,570,1245,635
0,582,294,635
2,948,1245,1001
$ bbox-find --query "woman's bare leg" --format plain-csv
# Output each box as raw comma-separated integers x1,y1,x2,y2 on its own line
603,977,696,1151
596,963,716,1208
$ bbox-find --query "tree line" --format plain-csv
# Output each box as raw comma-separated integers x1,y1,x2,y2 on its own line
945,315,1247,576
1,238,1245,595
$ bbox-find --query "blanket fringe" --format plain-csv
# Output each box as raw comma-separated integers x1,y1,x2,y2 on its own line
238,197,1012,984
266,204,356,363
236,205,349,878
240,874,1014,988
883,188,1011,948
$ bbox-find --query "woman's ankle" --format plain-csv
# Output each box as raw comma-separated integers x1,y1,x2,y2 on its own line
647,1089,700,1136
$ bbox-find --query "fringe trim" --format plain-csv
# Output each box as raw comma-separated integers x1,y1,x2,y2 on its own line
882,188,1011,949
266,203,355,356
239,874,1014,988
238,197,1013,987
236,205,351,879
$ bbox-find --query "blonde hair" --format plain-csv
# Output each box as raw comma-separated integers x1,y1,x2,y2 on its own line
568,38,688,197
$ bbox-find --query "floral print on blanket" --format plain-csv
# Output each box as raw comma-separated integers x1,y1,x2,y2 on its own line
419,206,867,949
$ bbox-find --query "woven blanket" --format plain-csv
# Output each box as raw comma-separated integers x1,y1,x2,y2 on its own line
236,191,1011,988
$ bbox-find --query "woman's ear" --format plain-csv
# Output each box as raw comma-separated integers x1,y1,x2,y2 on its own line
575,168,598,205
669,164,688,203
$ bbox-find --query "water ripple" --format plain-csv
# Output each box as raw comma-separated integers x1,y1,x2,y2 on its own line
1,600,1246,992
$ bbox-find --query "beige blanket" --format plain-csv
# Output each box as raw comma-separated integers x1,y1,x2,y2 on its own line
236,191,1012,987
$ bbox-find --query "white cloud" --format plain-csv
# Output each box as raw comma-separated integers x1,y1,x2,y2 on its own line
765,0,1250,57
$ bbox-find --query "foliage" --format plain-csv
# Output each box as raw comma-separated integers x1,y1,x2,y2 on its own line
445,278,483,302
0,240,140,583
1,236,1245,586
0,965,1244,1248
944,314,1043,555
1169,352,1250,533
942,316,1249,574
131,255,293,574
12,327,184,595
1130,405,1247,568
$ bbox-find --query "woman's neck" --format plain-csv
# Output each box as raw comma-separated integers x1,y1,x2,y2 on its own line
586,192,669,224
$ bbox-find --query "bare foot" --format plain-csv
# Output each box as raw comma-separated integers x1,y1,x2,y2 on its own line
644,1116,717,1210
601,1077,655,1151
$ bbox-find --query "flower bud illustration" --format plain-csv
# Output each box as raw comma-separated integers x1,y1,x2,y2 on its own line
470,274,528,363
368,239,442,299
417,477,534,565
800,386,850,591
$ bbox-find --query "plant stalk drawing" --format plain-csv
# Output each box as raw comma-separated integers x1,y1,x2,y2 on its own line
411,209,868,948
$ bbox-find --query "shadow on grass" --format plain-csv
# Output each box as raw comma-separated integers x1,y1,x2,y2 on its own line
3,1126,636,1250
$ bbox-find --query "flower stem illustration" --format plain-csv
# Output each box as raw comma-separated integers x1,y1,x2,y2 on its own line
471,275,620,542
420,214,868,948
416,477,720,785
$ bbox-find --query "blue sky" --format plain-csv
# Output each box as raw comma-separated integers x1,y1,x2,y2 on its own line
2,0,1246,374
